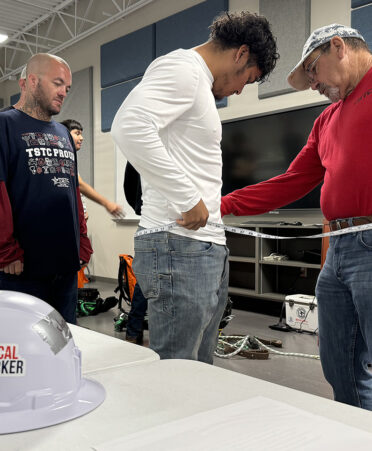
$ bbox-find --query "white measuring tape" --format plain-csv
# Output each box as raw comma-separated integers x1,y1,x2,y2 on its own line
134,220,372,239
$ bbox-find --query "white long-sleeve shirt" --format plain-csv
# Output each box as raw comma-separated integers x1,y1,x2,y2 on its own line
111,49,225,245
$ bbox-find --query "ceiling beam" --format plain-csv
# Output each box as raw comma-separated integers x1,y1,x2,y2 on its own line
0,0,155,82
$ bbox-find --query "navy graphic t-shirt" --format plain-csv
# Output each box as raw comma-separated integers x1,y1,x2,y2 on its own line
0,109,80,275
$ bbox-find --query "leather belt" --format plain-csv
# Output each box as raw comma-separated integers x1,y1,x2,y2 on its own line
328,216,372,232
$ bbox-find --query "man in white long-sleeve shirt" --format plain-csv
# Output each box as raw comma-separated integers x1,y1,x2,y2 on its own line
111,11,278,363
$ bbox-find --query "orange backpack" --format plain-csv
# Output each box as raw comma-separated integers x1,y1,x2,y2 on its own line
114,254,137,311
77,266,90,288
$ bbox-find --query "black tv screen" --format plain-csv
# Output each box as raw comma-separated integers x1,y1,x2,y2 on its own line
221,103,329,210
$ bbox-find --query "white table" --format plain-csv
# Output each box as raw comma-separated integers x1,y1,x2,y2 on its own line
3,357,372,450
68,324,159,374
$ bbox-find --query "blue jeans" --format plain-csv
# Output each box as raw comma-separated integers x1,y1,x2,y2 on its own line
133,231,229,363
316,228,372,409
0,271,78,324
126,283,148,338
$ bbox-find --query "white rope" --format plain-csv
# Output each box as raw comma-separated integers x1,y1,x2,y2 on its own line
254,337,320,360
215,334,320,360
215,335,251,358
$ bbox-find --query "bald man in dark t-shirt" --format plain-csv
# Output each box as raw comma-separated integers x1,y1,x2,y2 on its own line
0,53,92,323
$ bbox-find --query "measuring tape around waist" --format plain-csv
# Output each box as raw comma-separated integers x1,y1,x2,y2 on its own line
134,220,372,239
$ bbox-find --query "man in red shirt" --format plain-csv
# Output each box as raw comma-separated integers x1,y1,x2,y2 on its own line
221,24,372,410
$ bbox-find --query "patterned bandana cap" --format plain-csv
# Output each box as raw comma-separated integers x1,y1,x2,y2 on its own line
287,23,365,91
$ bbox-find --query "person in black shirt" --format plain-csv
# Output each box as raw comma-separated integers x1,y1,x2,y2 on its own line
0,53,92,323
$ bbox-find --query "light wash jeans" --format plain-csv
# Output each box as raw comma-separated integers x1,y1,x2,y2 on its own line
133,230,229,364
316,228,372,409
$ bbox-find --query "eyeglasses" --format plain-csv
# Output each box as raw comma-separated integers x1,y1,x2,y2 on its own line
304,52,323,83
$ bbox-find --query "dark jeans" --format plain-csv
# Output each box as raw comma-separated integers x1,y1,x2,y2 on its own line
0,271,78,324
316,229,372,409
126,283,148,338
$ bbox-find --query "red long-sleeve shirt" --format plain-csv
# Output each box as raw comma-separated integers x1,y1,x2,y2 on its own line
221,68,372,221
0,183,92,268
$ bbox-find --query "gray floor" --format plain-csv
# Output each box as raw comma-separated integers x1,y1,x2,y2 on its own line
78,279,333,401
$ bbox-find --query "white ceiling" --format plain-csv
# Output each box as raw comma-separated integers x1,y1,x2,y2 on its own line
0,0,155,83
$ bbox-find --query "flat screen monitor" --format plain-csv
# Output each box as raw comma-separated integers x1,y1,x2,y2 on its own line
221,103,329,210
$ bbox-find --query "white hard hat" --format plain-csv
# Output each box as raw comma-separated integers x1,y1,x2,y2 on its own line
0,291,105,434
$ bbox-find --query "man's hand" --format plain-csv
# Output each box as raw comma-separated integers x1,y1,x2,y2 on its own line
176,199,209,231
105,201,125,218
0,260,24,275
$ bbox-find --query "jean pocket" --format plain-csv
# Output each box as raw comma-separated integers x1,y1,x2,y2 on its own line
358,230,372,250
159,274,173,317
171,239,214,256
133,248,158,298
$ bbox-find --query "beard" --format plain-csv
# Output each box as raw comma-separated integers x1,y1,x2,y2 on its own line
213,93,224,100
318,84,341,103
212,82,225,100
34,81,61,116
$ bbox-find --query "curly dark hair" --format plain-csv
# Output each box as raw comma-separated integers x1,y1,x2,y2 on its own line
209,11,279,83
